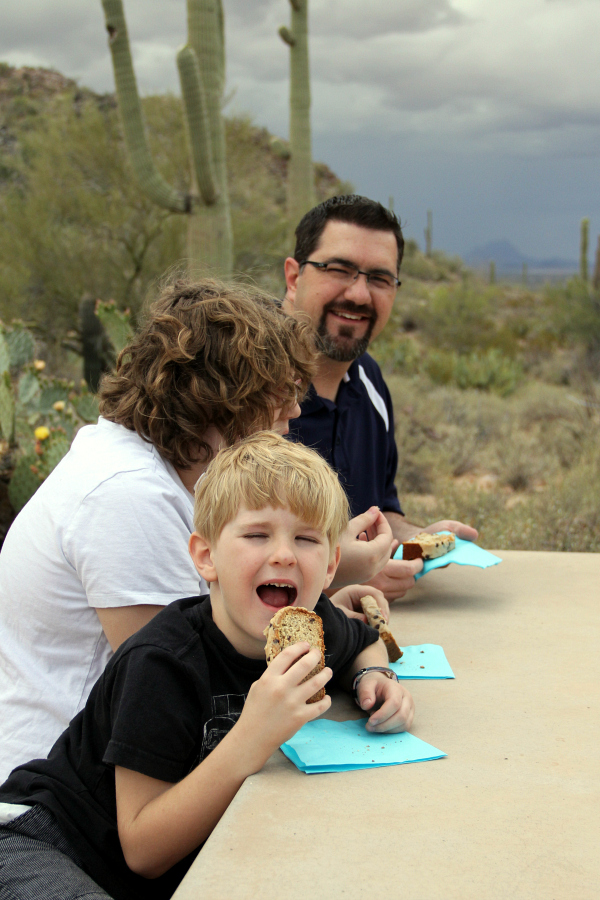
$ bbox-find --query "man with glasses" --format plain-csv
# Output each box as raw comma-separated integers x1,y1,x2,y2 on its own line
284,195,477,601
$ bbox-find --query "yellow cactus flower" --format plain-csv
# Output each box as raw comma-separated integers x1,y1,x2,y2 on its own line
33,360,46,371
52,400,66,412
34,426,50,441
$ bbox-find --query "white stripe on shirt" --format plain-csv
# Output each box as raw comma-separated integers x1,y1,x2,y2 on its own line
358,365,389,431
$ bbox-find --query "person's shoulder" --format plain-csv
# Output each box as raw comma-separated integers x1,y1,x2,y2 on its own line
72,419,158,473
110,596,211,666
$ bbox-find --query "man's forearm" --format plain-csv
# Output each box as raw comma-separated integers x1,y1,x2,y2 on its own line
383,511,423,544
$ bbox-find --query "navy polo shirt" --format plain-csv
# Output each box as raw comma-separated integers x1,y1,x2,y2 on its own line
287,353,403,519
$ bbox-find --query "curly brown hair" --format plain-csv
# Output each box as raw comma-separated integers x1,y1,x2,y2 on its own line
98,279,316,469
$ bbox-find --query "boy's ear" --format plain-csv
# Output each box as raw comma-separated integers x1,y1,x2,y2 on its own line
189,532,218,583
322,543,341,591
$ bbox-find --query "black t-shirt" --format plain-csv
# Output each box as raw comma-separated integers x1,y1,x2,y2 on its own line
0,594,378,900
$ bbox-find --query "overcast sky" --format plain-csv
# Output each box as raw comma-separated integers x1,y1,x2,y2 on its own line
2,0,599,261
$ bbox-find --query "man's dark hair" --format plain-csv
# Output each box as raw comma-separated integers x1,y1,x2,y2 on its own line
293,195,404,272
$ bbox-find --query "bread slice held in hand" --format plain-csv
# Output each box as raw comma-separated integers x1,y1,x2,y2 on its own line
402,531,455,561
264,607,326,704
359,595,403,663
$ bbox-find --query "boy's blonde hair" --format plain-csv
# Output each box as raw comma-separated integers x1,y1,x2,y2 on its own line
194,433,349,554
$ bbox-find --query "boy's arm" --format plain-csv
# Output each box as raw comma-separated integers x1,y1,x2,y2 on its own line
116,644,330,880
338,638,415,734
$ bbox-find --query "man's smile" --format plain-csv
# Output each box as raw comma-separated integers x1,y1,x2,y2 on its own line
329,310,370,323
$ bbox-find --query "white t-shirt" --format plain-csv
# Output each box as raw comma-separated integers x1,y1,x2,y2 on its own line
0,418,206,781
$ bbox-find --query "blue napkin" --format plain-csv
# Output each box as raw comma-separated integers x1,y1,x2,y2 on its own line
394,533,501,580
391,643,454,679
281,718,446,773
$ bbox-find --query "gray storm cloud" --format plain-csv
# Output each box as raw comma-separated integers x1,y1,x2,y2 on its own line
1,0,599,258
2,0,599,145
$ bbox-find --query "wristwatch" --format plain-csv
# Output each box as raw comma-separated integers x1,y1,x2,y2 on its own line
352,666,399,702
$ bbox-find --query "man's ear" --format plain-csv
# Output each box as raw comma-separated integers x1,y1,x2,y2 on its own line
189,532,218,583
323,543,342,591
283,257,301,307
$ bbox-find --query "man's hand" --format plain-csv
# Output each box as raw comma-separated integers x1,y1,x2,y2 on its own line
423,520,478,542
329,584,390,623
356,673,414,733
237,644,331,765
330,507,394,590
370,514,478,601
364,557,423,602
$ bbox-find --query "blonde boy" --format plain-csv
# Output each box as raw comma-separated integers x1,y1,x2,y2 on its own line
0,434,413,900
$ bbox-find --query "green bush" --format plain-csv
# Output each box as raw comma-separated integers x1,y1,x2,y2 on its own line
422,347,522,395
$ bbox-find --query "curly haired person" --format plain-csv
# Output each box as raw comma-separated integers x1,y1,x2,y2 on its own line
0,278,315,780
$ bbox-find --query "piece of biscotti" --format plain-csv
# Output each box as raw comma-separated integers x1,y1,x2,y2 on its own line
402,531,455,561
264,607,326,703
359,595,403,663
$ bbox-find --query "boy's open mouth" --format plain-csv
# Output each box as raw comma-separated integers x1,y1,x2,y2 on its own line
256,582,297,608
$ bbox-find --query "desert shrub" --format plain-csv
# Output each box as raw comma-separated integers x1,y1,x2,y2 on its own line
422,347,523,396
545,277,600,369
377,336,422,374
413,283,498,353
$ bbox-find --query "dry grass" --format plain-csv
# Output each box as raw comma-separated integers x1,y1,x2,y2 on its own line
369,268,600,553
379,367,600,553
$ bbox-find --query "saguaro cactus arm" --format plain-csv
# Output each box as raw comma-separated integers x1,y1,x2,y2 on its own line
101,0,189,212
279,26,295,46
279,0,314,237
185,0,233,274
176,46,219,205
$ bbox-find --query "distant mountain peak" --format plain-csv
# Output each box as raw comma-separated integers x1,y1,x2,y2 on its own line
465,239,577,273
465,240,526,267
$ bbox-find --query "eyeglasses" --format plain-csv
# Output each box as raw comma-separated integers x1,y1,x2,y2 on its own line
300,259,401,293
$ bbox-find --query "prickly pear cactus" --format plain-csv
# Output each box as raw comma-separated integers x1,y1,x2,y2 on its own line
0,371,15,442
0,331,10,376
96,300,133,356
0,321,105,517
8,454,42,513
6,327,35,369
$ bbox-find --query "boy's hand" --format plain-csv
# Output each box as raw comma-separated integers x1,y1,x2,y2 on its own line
329,584,390,623
356,673,414,733
237,643,332,769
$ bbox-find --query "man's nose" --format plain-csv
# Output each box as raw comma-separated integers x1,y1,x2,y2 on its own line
343,272,373,304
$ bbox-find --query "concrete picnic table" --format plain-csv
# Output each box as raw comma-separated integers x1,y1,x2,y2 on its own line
172,550,600,900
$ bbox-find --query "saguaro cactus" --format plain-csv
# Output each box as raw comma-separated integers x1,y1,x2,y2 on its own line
593,235,600,291
424,210,433,257
100,0,232,274
279,0,314,240
580,217,589,282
